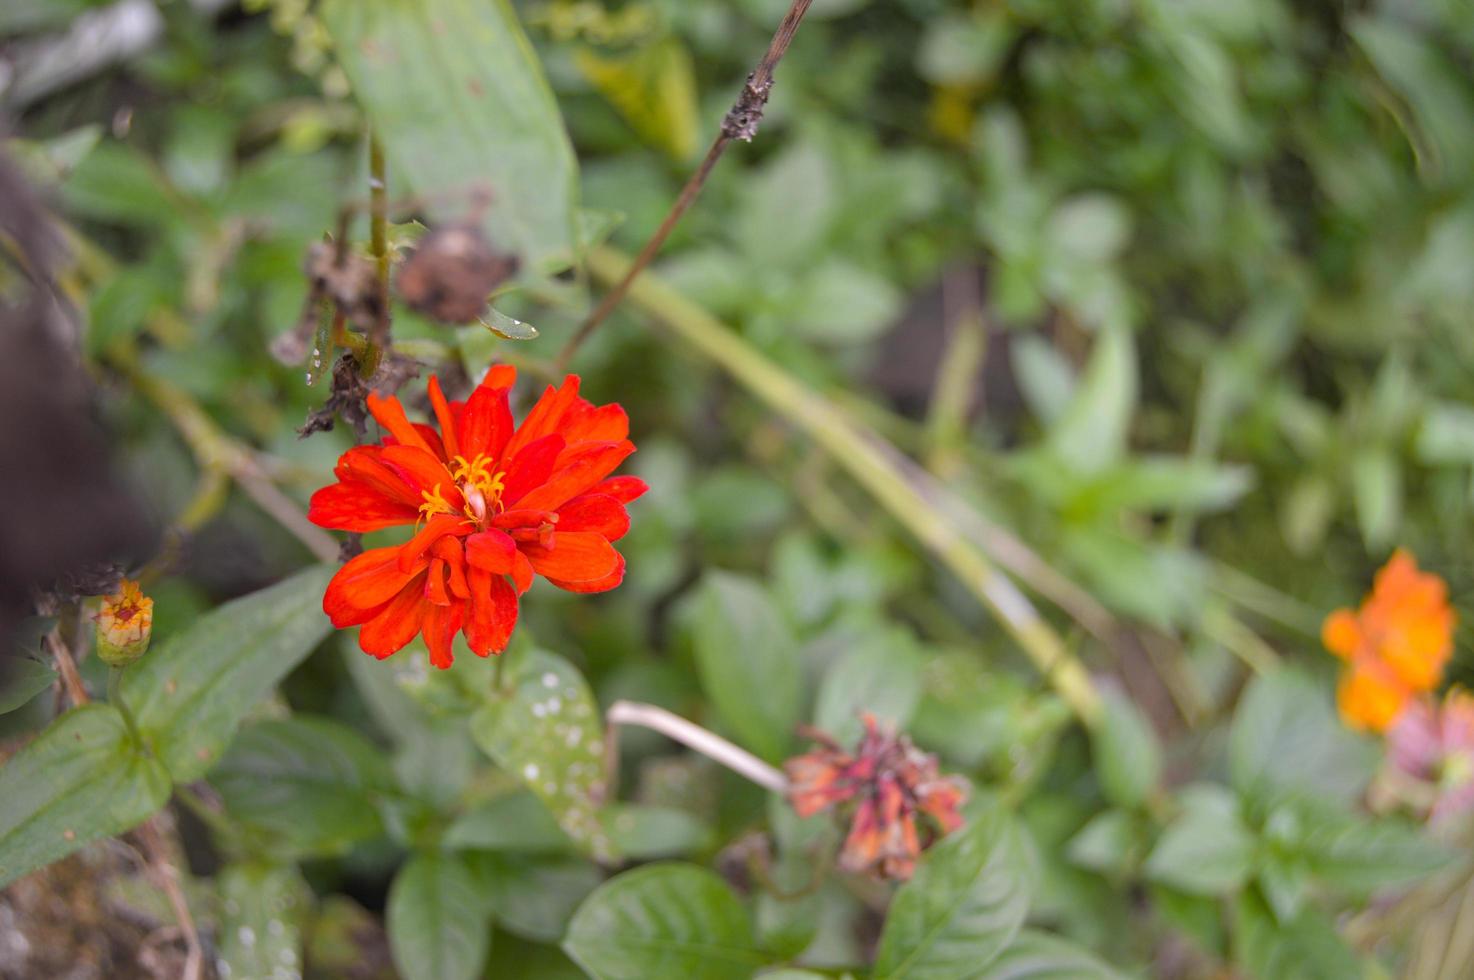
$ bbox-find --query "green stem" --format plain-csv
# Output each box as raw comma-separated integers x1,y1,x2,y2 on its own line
109,667,143,747
587,246,1103,726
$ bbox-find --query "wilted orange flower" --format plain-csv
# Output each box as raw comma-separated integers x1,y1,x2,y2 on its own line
785,714,966,880
309,368,645,668
95,578,153,667
1322,549,1455,732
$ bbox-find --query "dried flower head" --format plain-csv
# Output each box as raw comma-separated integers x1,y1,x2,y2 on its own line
395,223,519,325
785,714,967,880
309,367,645,668
1385,690,1474,828
95,578,153,668
1322,549,1456,732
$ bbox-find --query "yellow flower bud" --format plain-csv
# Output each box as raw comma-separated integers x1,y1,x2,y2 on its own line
95,579,153,668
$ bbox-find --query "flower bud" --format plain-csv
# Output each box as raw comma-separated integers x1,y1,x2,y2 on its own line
95,579,153,667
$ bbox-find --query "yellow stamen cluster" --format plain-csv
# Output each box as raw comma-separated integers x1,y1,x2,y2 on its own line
451,454,507,513
418,484,456,527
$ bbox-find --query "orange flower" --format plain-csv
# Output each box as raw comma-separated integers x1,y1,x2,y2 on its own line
785,714,967,880
95,578,153,667
309,368,645,668
1322,549,1455,732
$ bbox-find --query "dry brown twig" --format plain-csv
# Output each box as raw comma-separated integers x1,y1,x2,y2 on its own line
554,0,816,370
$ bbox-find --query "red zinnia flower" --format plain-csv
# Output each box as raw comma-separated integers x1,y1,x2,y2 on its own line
309,367,645,668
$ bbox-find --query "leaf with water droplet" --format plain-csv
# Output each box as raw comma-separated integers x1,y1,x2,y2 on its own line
305,304,335,387
470,651,615,862
478,308,539,341
217,862,311,980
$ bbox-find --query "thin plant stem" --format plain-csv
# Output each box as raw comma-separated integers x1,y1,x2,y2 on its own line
108,667,143,747
587,246,1105,726
606,700,788,793
43,628,89,707
368,131,392,352
554,0,816,371
925,267,988,474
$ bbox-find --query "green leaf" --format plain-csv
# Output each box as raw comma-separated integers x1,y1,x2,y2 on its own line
1416,401,1474,463
575,37,700,161
0,705,169,887
60,141,178,227
1299,816,1451,896
445,791,571,853
1011,335,1077,426
690,571,803,763
786,260,903,344
123,565,334,782
470,650,615,861
209,716,395,858
563,863,763,980
478,309,539,341
466,851,602,942
1091,688,1161,809
979,930,1127,979
0,658,57,715
1065,810,1138,876
1233,889,1359,980
1144,785,1255,895
321,0,579,273
387,853,491,980
1046,325,1137,474
1352,449,1402,549
1229,669,1377,804
216,863,312,980
873,809,1032,980
813,627,923,747
601,804,711,860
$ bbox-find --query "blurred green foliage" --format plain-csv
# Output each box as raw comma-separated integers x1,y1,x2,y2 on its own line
4,0,1474,977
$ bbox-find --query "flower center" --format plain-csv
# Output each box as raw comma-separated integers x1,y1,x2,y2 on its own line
417,484,457,527
451,453,507,519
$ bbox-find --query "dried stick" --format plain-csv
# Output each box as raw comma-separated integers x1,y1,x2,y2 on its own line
554,0,815,370
606,700,788,793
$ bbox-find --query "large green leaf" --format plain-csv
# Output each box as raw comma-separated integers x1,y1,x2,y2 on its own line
0,705,169,887
388,853,491,980
873,809,1032,980
216,863,312,980
122,566,333,782
979,930,1127,979
209,715,395,858
465,851,602,942
1229,669,1377,804
1143,785,1255,895
470,650,615,861
690,571,803,763
563,863,763,980
1298,815,1451,896
321,0,579,273
1233,889,1360,980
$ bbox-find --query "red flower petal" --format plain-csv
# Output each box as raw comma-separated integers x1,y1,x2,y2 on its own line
308,483,418,532
589,476,649,504
556,493,630,540
398,514,469,572
557,401,629,450
521,531,620,584
336,447,421,506
425,559,453,606
421,600,465,670
501,434,567,507
546,551,626,594
465,529,517,573
358,578,426,660
502,375,581,462
324,546,420,626
428,376,461,461
459,365,517,462
380,445,460,502
512,551,534,594
465,567,518,656
367,392,435,456
515,440,635,512
431,537,472,600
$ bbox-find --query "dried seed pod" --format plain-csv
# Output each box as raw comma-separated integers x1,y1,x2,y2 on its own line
395,223,519,325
